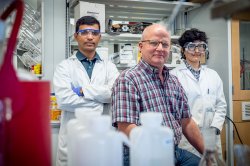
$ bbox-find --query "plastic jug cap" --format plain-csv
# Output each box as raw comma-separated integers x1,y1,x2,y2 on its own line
140,112,162,127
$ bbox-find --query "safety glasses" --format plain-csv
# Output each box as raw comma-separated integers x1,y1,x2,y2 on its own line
184,42,208,53
141,40,169,48
77,29,100,36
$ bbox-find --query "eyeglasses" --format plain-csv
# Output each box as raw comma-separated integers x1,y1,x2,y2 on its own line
141,40,169,48
77,29,100,36
184,42,208,52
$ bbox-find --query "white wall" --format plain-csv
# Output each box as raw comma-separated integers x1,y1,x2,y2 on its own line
43,0,66,92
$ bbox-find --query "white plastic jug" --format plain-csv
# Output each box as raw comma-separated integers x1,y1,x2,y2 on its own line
67,109,102,166
74,115,129,166
130,112,174,166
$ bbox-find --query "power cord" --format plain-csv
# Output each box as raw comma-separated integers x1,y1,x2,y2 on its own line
225,115,243,144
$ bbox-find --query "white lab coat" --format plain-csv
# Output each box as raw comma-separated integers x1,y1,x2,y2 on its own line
170,63,227,157
53,52,119,166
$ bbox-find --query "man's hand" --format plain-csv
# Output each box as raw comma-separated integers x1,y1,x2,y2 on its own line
71,83,84,96
117,122,137,138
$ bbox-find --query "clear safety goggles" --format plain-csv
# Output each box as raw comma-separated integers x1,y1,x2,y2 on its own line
184,42,208,53
77,29,100,36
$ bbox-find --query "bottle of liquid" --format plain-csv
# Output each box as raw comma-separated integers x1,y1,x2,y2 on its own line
199,127,226,166
67,109,102,166
74,115,129,166
234,144,250,165
202,107,214,128
50,94,61,123
130,112,174,166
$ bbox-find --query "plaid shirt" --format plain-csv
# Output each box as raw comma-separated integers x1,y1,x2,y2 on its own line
111,59,191,145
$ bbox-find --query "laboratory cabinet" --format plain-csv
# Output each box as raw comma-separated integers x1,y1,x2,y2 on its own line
231,15,250,164
231,14,250,131
10,0,43,78
232,19,250,101
4,0,66,83
66,0,201,70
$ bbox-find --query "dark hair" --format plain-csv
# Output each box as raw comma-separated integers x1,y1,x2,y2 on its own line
178,28,208,59
75,16,100,33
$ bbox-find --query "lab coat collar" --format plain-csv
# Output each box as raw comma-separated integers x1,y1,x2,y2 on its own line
180,63,208,82
178,62,207,71
68,52,90,76
69,51,104,61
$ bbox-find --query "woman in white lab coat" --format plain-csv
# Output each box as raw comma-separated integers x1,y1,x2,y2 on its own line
170,28,227,158
53,16,119,166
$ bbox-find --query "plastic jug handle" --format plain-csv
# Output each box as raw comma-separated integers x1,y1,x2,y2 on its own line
118,132,130,147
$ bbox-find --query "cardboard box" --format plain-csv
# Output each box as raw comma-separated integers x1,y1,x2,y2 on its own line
74,1,105,32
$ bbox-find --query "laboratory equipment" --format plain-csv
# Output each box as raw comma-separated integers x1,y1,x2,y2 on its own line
16,1,42,71
0,1,51,165
130,112,174,166
199,128,226,166
74,115,129,166
67,109,101,166
234,144,250,166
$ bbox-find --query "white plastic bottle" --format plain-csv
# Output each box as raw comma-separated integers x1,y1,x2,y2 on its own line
130,112,174,166
67,109,102,166
75,115,129,166
199,108,226,166
199,128,226,166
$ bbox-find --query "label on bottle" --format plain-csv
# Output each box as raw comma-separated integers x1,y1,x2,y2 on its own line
50,109,61,121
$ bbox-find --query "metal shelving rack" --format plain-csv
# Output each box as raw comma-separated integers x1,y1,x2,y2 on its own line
15,1,43,77
66,0,201,69
68,0,200,22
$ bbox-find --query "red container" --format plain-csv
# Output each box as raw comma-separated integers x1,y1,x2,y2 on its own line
0,1,52,166
4,81,51,166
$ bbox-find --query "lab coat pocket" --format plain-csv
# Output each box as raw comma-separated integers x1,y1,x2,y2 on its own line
202,94,216,127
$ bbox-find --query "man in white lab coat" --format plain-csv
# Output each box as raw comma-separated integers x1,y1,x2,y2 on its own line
170,28,227,158
53,16,119,166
